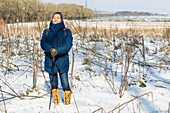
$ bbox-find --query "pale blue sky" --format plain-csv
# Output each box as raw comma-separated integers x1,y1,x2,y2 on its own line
41,0,170,14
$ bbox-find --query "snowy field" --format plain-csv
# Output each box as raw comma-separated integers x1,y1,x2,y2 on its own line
0,21,170,113
7,20,170,29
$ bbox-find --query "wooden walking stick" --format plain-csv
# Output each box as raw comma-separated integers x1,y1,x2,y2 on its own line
49,57,55,110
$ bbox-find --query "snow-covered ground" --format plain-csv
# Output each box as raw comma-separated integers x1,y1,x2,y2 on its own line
0,21,170,113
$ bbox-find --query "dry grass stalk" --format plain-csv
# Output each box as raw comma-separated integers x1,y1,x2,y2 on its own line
72,92,80,113
0,96,16,103
108,46,115,85
32,43,36,89
132,101,135,113
36,46,39,82
118,103,120,113
0,89,45,101
119,45,125,98
159,62,162,73
0,78,22,99
133,62,135,73
110,59,114,87
105,57,108,76
107,91,154,113
138,101,141,113
71,51,75,90
37,84,39,95
138,57,140,74
41,69,50,90
0,86,7,113
0,89,19,98
92,107,104,113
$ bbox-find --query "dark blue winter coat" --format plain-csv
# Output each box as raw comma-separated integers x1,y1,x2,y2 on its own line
40,21,73,74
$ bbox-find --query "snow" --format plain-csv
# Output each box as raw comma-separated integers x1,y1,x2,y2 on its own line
0,21,170,113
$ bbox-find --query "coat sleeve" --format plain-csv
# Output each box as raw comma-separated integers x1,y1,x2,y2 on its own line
40,29,53,53
55,29,73,55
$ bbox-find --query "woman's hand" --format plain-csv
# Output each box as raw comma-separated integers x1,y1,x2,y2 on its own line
50,48,58,57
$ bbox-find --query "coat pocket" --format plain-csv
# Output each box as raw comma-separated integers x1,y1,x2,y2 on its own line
57,56,69,69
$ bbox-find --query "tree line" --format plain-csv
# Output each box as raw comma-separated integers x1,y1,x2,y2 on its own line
0,0,95,23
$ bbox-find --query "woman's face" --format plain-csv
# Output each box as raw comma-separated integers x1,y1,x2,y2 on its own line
52,14,62,24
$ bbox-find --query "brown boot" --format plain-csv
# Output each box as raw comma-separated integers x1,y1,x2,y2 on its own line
63,90,71,105
52,89,60,105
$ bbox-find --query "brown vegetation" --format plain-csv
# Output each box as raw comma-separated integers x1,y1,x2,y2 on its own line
0,0,95,23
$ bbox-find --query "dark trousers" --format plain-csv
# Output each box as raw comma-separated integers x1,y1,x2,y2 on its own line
49,72,71,91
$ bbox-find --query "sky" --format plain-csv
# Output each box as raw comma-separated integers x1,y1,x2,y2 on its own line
40,0,170,14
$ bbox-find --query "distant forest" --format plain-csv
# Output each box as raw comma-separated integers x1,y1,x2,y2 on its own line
0,0,95,23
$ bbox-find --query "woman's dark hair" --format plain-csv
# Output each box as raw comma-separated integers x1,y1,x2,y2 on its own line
52,12,63,21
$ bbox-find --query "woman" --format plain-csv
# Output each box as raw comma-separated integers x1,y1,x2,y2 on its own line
40,12,73,105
